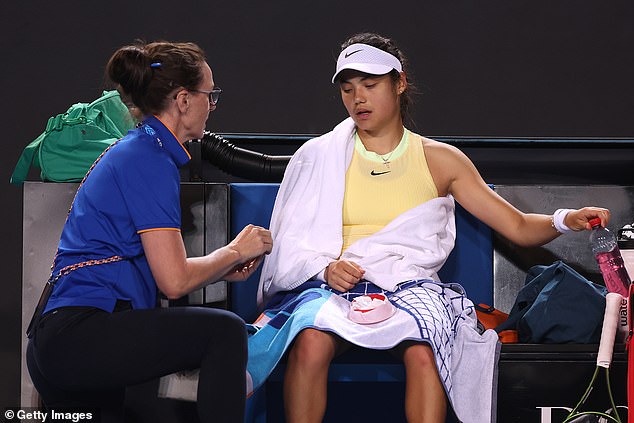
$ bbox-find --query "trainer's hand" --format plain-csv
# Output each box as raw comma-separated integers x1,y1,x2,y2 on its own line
227,224,272,262
223,255,264,282
325,260,365,292
565,207,611,231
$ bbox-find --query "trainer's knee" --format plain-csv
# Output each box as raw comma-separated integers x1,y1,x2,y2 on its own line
288,329,336,369
196,309,247,358
219,309,246,331
215,310,247,343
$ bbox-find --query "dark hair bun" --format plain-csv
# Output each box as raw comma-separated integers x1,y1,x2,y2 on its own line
106,45,152,98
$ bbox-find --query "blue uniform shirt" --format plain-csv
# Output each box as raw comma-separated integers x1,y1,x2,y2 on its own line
44,116,191,313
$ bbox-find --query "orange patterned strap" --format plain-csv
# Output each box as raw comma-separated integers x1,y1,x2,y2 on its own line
48,255,126,285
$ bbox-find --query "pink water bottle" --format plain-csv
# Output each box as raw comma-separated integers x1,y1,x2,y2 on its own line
589,217,631,297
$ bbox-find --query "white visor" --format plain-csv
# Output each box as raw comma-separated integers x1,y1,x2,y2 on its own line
332,43,403,83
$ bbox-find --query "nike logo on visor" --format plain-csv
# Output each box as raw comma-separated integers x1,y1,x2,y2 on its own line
370,170,391,176
345,49,363,58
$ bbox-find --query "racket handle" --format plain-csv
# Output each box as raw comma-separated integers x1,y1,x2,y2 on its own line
597,292,622,368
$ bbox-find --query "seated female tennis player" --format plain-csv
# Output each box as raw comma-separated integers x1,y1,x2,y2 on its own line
254,32,609,423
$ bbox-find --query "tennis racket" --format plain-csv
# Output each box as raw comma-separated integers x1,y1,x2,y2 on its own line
562,292,624,423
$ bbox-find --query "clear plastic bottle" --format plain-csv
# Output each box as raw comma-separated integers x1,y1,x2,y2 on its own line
589,217,631,297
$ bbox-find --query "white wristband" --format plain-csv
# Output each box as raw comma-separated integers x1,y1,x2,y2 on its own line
552,208,574,234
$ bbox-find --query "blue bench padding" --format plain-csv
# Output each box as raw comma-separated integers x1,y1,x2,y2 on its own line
229,183,280,322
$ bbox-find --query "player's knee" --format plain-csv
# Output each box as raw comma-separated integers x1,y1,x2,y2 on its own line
289,329,336,369
403,343,436,372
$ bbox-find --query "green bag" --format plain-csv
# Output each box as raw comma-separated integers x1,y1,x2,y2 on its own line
10,90,135,184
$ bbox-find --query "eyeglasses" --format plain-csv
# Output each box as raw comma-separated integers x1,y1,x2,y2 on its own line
189,87,222,105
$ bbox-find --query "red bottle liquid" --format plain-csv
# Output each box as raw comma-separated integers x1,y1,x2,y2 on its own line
589,218,631,297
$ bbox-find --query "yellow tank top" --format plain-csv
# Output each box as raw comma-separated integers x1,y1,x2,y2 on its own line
341,129,438,252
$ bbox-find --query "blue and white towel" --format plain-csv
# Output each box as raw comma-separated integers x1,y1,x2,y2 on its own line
246,279,500,423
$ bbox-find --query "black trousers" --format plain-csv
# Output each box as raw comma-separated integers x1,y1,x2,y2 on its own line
26,302,247,423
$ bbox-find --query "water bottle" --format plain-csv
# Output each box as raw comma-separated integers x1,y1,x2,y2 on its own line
589,217,631,297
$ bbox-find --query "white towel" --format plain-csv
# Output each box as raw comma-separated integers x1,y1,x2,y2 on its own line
342,198,456,291
258,118,456,305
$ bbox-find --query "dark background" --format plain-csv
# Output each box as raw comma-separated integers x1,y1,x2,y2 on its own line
1,0,633,410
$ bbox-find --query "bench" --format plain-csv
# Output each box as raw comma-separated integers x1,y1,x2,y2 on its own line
20,182,629,422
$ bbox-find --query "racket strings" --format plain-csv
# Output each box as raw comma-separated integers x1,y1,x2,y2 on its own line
562,367,623,423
